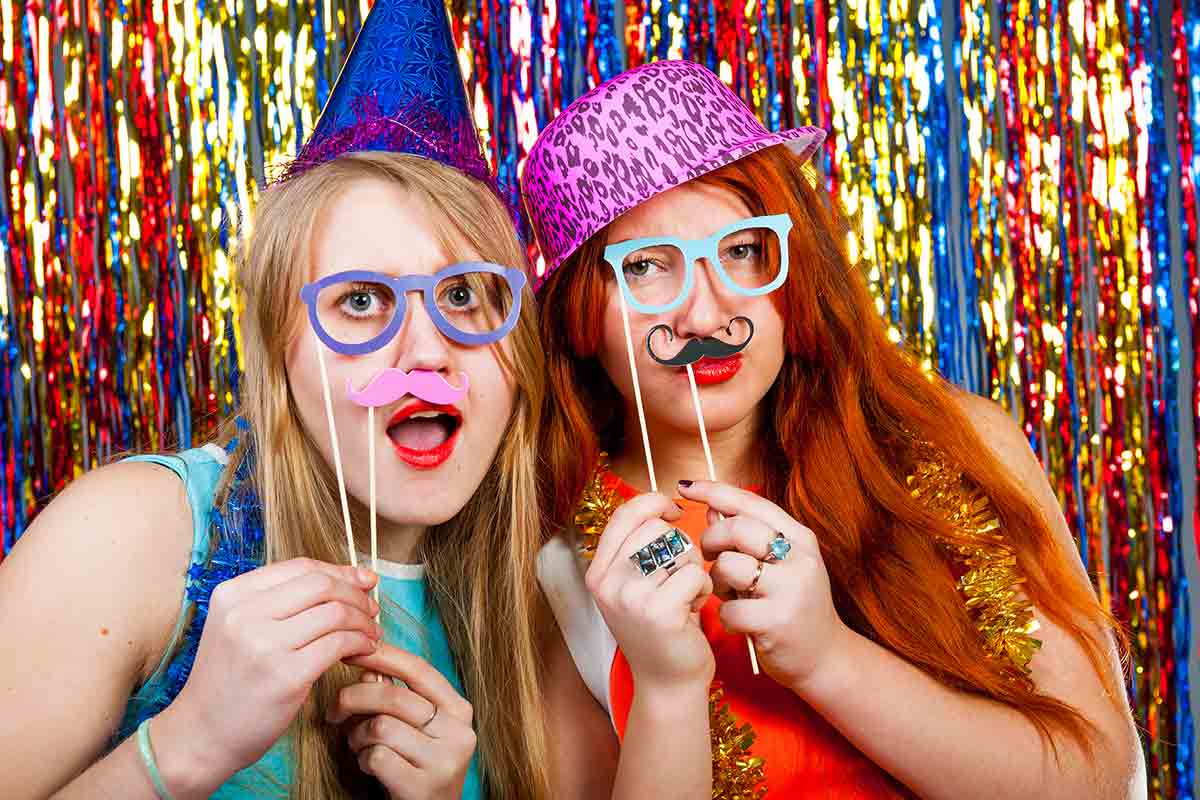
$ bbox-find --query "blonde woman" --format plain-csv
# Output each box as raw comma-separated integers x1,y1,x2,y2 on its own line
0,3,551,798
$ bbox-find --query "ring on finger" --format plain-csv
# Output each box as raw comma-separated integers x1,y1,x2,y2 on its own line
420,704,439,730
630,528,692,577
762,531,792,563
746,561,766,595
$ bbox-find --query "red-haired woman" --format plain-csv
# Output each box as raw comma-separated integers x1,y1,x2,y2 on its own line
524,60,1143,799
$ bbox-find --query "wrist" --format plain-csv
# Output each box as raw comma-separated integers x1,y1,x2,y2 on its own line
789,623,863,702
630,678,712,721
150,701,240,798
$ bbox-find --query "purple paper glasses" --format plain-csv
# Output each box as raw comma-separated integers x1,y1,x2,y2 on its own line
299,262,527,356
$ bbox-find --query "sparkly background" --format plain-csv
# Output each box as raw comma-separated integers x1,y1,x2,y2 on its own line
1,0,1197,796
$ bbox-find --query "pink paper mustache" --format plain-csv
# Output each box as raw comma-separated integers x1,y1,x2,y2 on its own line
346,369,469,408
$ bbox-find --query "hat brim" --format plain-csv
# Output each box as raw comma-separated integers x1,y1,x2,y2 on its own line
536,125,826,283
678,126,826,191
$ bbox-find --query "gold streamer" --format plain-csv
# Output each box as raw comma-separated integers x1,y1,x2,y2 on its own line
709,684,767,800
572,452,621,560
907,445,1043,679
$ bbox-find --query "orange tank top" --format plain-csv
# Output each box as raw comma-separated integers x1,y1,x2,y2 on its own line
549,468,914,798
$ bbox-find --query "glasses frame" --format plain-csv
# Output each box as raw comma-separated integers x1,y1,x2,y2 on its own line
299,261,527,356
602,213,794,314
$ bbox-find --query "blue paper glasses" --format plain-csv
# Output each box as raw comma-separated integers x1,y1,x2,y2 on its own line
603,214,793,314
299,262,527,356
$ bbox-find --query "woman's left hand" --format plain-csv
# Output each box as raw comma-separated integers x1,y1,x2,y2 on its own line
679,480,852,692
331,643,477,800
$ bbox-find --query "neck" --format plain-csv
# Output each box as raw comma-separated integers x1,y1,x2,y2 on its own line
368,520,426,564
610,404,762,496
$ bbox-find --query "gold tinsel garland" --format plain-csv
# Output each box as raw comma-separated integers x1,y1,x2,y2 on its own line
572,453,621,560
906,448,1043,679
709,684,767,800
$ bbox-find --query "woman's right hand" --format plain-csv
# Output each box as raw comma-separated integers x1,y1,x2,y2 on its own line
158,558,382,778
585,494,715,691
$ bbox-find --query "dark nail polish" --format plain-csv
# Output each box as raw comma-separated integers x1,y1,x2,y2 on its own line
678,480,693,488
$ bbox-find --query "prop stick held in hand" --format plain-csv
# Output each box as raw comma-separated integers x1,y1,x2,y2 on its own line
368,406,379,610
682,361,762,676
316,347,358,568
616,291,658,492
342,365,473,611
649,319,761,675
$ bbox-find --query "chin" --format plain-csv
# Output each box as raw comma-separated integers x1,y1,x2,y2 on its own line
653,400,748,435
377,497,465,528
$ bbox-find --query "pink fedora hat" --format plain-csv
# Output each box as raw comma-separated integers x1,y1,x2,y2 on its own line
521,59,825,291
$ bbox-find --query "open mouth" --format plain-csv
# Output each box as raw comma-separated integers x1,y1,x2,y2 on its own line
385,400,463,469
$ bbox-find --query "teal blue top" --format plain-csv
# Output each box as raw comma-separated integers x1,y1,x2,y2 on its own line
117,446,483,799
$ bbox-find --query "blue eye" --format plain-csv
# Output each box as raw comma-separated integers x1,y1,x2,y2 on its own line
439,281,479,311
338,284,390,318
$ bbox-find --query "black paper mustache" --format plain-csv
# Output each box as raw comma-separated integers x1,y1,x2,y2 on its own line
645,316,756,367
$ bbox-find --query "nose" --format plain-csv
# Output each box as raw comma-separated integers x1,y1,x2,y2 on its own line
391,290,454,375
671,258,732,340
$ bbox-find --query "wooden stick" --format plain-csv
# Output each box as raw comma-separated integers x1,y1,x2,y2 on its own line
368,405,379,613
616,291,657,493
316,347,357,568
685,363,761,675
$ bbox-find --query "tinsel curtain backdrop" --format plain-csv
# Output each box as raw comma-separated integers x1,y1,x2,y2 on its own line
1,0,1197,796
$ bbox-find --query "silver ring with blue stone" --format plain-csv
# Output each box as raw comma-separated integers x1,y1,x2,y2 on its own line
630,528,692,577
764,531,792,562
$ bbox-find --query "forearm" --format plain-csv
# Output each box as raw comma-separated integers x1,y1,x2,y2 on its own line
795,628,1131,800
52,734,165,800
54,706,240,800
613,683,712,800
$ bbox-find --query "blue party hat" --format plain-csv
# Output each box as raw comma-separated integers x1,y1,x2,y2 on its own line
281,0,490,187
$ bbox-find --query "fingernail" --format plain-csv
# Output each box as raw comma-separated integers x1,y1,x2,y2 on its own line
357,566,374,584
678,480,693,488
374,622,384,639
369,597,380,615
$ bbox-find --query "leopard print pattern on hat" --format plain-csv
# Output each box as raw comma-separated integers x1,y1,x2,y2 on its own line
521,60,824,286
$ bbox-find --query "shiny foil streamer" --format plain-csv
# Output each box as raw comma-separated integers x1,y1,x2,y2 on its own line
709,683,767,800
907,442,1044,681
1,1,1196,796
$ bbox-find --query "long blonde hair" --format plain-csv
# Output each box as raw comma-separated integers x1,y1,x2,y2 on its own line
231,151,551,798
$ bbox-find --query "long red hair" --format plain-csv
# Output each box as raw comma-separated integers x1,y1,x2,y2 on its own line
535,144,1125,754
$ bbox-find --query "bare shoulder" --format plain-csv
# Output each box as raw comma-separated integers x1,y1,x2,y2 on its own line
6,459,193,582
952,391,1065,512
1,459,195,679
952,391,1041,480
0,459,197,795
952,391,1090,563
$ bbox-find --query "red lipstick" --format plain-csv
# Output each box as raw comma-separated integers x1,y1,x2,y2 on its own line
687,355,742,385
385,400,463,469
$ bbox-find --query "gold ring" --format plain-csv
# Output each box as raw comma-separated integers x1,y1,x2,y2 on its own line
421,704,439,729
746,561,766,595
